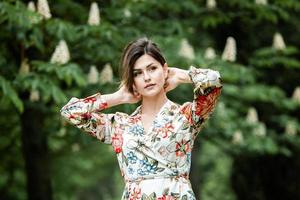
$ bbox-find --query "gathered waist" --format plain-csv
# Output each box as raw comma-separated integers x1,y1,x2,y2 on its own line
124,173,189,183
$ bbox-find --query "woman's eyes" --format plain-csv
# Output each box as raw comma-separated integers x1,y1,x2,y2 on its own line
149,66,157,71
133,72,142,77
133,66,157,77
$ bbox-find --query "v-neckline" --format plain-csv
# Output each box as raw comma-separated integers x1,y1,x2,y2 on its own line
138,99,170,135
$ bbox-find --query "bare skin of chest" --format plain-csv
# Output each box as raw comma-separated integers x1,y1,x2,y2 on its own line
141,114,156,134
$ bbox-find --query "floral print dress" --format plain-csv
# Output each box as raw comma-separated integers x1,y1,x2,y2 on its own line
60,66,223,200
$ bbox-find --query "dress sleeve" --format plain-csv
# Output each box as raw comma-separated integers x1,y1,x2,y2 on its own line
60,92,114,144
180,66,223,135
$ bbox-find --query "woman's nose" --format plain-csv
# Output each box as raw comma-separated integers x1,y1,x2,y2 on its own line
143,71,151,81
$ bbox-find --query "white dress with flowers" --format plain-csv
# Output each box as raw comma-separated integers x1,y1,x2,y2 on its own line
60,66,223,200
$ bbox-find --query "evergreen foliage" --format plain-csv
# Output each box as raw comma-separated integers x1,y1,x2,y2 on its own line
0,0,299,199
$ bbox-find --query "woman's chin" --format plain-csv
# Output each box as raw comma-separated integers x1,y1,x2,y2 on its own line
141,88,165,97
141,93,157,98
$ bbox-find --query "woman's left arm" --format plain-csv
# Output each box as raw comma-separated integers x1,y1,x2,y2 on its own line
166,66,223,134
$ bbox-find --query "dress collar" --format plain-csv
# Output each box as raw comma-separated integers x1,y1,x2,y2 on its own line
130,99,172,117
130,104,142,117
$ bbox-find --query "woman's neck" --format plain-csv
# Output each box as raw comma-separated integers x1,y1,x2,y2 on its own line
141,91,168,116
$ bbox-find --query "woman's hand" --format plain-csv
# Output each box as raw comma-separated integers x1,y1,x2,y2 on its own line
164,67,179,92
116,85,141,104
164,67,191,92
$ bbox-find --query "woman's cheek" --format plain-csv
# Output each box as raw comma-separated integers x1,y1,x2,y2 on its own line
133,80,143,93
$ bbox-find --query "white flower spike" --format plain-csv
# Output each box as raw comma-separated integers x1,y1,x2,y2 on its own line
179,39,195,60
272,32,286,50
206,0,217,9
19,58,30,75
27,1,36,12
254,122,266,137
88,2,100,25
100,63,114,84
285,121,297,136
37,0,51,19
30,90,40,102
124,8,132,18
222,36,237,62
204,47,216,59
255,0,268,5
50,40,70,65
246,107,258,124
292,86,300,103
88,65,100,84
232,130,243,144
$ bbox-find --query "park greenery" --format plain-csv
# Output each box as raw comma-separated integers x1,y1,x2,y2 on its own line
0,0,300,200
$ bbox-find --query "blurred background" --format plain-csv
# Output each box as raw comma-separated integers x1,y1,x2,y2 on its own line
1,0,300,200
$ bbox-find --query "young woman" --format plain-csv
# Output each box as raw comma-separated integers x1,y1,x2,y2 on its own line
60,37,223,200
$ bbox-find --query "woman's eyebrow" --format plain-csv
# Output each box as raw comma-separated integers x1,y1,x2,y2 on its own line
133,63,154,71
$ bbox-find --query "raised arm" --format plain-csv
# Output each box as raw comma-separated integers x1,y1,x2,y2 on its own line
167,66,222,135
60,86,141,144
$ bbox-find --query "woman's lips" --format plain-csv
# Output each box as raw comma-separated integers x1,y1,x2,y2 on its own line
144,84,156,89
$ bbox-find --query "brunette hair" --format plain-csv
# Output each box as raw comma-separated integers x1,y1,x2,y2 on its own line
119,37,166,94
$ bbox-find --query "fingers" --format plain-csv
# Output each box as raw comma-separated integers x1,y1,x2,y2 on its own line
133,86,138,94
163,63,169,69
133,88,140,97
132,84,140,96
134,93,142,102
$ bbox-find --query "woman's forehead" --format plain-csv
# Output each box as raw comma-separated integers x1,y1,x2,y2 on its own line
133,54,161,70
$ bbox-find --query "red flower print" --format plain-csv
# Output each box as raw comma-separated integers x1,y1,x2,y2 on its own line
83,96,97,103
112,131,123,154
99,102,108,110
157,195,175,200
180,104,193,125
158,123,174,138
68,114,76,120
81,112,92,120
129,186,142,200
82,94,108,110
175,139,191,157
129,115,141,124
195,87,221,119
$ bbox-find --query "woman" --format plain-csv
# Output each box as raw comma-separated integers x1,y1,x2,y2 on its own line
60,37,223,200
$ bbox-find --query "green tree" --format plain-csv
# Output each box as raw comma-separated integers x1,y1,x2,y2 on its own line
1,1,300,200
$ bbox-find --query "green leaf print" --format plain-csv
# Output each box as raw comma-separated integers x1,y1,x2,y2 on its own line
148,192,156,199
141,192,156,200
149,159,158,166
171,192,180,199
181,120,190,130
163,188,169,195
122,152,128,166
181,194,188,200
141,194,147,200
156,167,165,172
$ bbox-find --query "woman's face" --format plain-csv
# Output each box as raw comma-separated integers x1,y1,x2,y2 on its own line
132,54,168,97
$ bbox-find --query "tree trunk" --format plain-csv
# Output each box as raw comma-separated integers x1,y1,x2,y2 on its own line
231,151,300,200
20,102,53,200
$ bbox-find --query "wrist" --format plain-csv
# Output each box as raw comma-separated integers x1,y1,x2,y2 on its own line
113,90,126,104
177,68,192,84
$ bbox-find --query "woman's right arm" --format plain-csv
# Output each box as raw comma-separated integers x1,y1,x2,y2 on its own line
60,87,141,144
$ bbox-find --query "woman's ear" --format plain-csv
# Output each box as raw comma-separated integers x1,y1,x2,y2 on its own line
132,84,139,95
163,63,169,79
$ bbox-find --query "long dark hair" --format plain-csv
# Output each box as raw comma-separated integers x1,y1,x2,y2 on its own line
119,37,166,94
